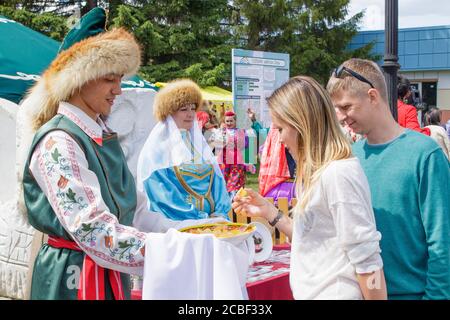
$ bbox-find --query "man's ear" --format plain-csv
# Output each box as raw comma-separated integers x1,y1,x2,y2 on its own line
367,88,380,105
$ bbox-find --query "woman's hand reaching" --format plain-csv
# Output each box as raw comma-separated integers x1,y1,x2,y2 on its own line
232,188,277,221
232,188,293,239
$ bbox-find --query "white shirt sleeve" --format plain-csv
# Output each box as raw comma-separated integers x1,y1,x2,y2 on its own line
132,190,178,233
324,160,384,274
30,130,147,276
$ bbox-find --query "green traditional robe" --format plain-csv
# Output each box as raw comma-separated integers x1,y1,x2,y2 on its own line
23,114,138,300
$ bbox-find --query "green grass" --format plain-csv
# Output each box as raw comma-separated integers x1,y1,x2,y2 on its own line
245,161,260,192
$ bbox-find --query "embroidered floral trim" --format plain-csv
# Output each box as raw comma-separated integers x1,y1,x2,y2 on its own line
59,107,102,144
41,138,86,215
74,222,144,263
43,145,71,178
65,136,97,214
36,133,145,267
84,247,145,267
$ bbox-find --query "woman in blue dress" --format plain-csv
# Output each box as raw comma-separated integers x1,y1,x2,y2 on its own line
137,79,231,221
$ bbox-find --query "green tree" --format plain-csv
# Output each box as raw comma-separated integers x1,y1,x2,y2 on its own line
0,0,102,15
0,4,68,40
112,1,234,87
232,0,377,84
0,0,376,87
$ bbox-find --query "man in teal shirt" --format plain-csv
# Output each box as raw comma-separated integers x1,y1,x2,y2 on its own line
327,58,450,299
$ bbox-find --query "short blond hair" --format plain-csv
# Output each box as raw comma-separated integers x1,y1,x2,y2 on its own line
326,58,388,103
153,79,203,122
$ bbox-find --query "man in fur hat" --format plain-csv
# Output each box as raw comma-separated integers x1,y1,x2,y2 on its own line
19,10,217,300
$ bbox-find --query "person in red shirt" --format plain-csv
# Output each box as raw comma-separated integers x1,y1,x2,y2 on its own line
196,110,210,131
196,100,219,134
397,76,430,136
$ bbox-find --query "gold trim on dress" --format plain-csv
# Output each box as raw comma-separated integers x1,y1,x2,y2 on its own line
177,168,214,180
174,165,215,213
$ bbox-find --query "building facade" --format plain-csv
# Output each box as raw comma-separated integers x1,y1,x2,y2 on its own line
350,25,450,122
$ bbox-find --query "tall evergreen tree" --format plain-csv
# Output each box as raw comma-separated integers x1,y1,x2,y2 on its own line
112,0,234,87
0,4,68,40
0,0,101,14
0,0,376,86
232,0,376,84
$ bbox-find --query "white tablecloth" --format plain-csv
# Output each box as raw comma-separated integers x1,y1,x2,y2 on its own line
142,228,250,300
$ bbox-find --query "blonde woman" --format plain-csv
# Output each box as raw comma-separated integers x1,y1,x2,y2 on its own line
232,76,387,300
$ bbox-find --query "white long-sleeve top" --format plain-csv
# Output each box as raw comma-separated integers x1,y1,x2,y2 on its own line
28,102,204,276
290,158,383,300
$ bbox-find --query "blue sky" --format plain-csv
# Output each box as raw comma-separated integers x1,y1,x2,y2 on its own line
348,0,450,30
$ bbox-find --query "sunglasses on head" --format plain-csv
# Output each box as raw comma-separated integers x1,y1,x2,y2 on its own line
332,65,375,89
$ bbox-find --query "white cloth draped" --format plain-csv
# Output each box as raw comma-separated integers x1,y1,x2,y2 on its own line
136,115,223,192
142,229,250,300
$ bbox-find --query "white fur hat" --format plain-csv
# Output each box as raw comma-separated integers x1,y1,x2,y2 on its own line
24,27,141,131
46,27,140,101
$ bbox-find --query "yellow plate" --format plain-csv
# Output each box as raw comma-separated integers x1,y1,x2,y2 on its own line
179,222,256,239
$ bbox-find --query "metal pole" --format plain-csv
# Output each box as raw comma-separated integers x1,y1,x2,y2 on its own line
382,0,399,121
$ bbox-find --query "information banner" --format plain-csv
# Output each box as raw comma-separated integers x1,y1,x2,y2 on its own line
232,49,290,129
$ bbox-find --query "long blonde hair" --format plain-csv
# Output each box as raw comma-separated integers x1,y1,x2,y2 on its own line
267,76,352,214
